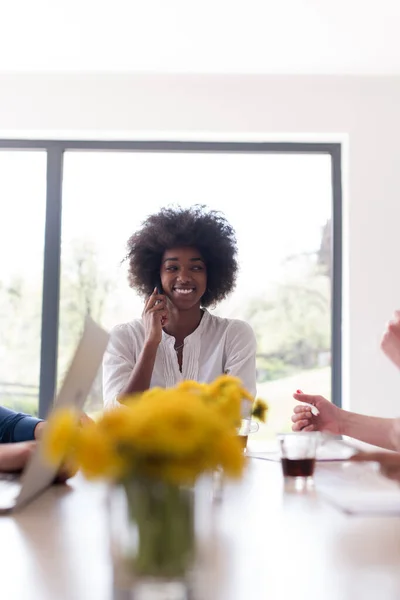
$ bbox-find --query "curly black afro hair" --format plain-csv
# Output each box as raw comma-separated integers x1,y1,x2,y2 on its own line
125,205,238,307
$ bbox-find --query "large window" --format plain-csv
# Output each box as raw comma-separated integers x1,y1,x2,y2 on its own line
59,148,337,438
0,141,342,438
0,151,46,416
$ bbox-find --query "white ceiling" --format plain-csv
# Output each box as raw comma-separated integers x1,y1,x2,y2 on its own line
1,0,400,74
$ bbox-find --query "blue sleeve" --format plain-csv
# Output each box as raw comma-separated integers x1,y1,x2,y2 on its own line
0,406,43,443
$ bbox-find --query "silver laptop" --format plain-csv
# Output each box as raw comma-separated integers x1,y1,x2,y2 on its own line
0,316,109,513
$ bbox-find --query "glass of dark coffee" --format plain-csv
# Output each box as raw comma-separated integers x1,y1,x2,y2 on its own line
278,432,319,489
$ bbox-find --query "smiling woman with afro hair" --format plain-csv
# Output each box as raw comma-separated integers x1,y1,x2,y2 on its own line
102,205,257,408
126,205,238,307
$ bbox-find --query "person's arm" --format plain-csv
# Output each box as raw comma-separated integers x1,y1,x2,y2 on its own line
224,320,257,397
291,392,396,451
102,327,159,407
340,412,396,450
103,292,168,408
0,406,44,443
0,441,37,471
102,324,138,409
119,340,160,397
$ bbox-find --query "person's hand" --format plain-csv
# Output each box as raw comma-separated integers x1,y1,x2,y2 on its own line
0,441,37,472
351,450,400,483
291,390,343,434
142,287,169,346
381,311,400,370
53,459,79,484
77,412,94,427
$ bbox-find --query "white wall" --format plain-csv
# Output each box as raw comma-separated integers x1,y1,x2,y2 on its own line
1,73,400,417
2,1,400,74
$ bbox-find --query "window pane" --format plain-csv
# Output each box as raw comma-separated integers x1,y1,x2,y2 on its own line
0,151,46,416
60,151,332,435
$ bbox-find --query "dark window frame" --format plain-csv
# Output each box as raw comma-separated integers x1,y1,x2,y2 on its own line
0,140,342,417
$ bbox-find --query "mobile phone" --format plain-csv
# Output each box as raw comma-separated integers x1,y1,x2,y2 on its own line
154,278,163,304
155,278,163,295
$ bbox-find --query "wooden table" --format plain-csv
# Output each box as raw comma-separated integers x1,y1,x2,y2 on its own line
2,459,400,600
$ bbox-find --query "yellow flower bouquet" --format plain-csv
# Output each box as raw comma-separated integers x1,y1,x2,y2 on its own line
43,375,267,585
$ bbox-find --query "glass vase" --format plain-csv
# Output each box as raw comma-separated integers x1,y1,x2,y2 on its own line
109,476,195,599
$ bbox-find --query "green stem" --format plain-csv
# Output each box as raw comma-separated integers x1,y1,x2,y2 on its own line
123,478,195,578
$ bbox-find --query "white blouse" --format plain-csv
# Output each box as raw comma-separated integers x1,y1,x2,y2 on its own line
102,309,257,410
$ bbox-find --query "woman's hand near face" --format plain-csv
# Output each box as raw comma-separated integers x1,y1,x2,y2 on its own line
142,288,169,346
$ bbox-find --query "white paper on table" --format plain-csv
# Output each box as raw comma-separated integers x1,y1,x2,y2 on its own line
318,487,400,515
316,462,400,515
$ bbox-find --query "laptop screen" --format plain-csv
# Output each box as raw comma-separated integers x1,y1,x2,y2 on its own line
14,317,109,509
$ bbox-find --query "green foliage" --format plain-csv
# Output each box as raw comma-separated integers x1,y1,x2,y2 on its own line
57,239,116,411
0,276,42,402
256,356,292,382
0,239,115,414
245,256,331,380
1,396,39,417
1,233,331,413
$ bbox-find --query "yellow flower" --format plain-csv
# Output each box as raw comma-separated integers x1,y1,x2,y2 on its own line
214,433,245,479
42,375,255,484
43,408,79,464
74,424,125,480
58,459,79,481
211,394,241,429
160,455,207,485
176,380,209,395
98,405,141,442
251,399,269,423
127,390,221,457
211,374,242,388
209,375,254,402
123,387,164,405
